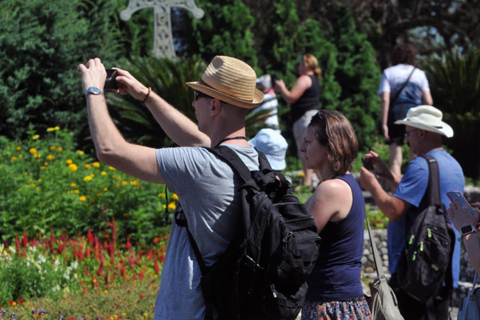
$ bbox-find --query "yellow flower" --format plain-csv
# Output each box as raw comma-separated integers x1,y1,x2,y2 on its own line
46,127,56,132
56,147,63,153
84,164,91,169
10,156,17,162
49,146,56,151
18,154,23,159
114,183,119,188
97,193,103,197
12,302,17,307
71,183,77,187
30,184,36,188
168,202,176,210
46,154,55,160
73,190,80,194
79,196,86,202
103,187,108,192
83,175,93,182
131,180,139,186
29,148,37,154
44,162,48,166
33,134,40,140
92,162,100,168
33,153,41,159
299,172,306,178
66,159,73,165
55,126,60,131
143,313,148,318
104,289,108,294
122,313,127,317
108,166,116,171
158,193,166,199
101,171,107,176
16,146,21,151
76,150,84,155
38,179,42,183
172,193,179,201
68,164,78,172
122,181,129,186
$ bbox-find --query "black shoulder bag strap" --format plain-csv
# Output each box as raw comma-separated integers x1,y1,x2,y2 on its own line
390,67,416,105
419,154,454,320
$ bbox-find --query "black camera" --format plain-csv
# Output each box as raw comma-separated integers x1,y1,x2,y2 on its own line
104,69,118,91
270,74,278,85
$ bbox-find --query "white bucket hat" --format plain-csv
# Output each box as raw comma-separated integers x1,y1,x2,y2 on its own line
395,105,454,138
249,128,288,171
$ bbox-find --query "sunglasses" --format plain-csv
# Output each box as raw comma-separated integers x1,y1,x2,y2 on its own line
194,91,213,101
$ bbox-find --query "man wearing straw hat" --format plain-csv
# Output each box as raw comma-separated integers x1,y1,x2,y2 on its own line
77,56,264,320
359,105,464,319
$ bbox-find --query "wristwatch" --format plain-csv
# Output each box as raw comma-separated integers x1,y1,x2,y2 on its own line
85,86,104,98
461,225,477,239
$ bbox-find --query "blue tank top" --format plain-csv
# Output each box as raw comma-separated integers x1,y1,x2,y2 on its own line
306,174,366,301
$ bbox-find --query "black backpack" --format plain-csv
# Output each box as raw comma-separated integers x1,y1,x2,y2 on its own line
175,146,321,320
394,155,455,305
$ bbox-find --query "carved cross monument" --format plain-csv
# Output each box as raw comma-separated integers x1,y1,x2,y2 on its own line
120,0,204,59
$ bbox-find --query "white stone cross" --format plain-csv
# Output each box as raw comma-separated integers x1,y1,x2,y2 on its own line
120,0,204,59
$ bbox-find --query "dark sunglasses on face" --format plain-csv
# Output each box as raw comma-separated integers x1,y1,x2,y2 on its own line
194,91,212,101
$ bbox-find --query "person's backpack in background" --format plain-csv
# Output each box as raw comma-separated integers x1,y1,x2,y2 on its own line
394,155,455,305
176,146,321,320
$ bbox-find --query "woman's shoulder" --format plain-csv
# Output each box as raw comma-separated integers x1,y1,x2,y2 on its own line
317,178,351,198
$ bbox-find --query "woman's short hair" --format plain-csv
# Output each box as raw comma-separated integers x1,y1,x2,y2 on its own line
302,54,322,79
309,110,358,176
391,43,416,66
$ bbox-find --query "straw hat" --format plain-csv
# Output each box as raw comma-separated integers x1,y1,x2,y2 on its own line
395,105,453,138
249,128,288,171
186,56,264,109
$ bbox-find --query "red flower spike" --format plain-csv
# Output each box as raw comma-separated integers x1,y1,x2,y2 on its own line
18,298,24,304
154,260,160,274
126,236,132,250
22,231,28,247
87,228,94,245
139,270,145,280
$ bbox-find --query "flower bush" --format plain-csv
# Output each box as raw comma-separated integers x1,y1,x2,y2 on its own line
0,220,168,318
0,128,177,245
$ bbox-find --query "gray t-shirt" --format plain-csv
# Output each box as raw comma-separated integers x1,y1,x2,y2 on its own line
154,145,259,320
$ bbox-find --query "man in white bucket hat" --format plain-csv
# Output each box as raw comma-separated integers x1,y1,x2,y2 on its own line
78,56,263,320
359,105,464,319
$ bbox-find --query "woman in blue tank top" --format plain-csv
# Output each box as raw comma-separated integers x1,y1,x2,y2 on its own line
299,110,371,319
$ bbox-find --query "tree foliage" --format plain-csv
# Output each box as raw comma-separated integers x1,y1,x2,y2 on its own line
180,0,258,71
425,49,480,179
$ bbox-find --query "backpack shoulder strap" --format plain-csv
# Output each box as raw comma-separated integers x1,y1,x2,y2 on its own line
420,154,441,206
207,145,271,179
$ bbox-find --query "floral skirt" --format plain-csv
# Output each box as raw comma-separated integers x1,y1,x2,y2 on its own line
301,296,372,320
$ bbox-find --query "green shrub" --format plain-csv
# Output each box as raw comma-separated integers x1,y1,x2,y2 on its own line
0,128,173,245
0,244,80,304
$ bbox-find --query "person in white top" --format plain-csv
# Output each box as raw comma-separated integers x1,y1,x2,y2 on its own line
378,43,433,177
253,74,280,130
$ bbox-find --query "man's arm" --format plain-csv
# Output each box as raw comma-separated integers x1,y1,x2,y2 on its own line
114,68,211,147
78,58,165,184
360,167,411,221
380,92,390,141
